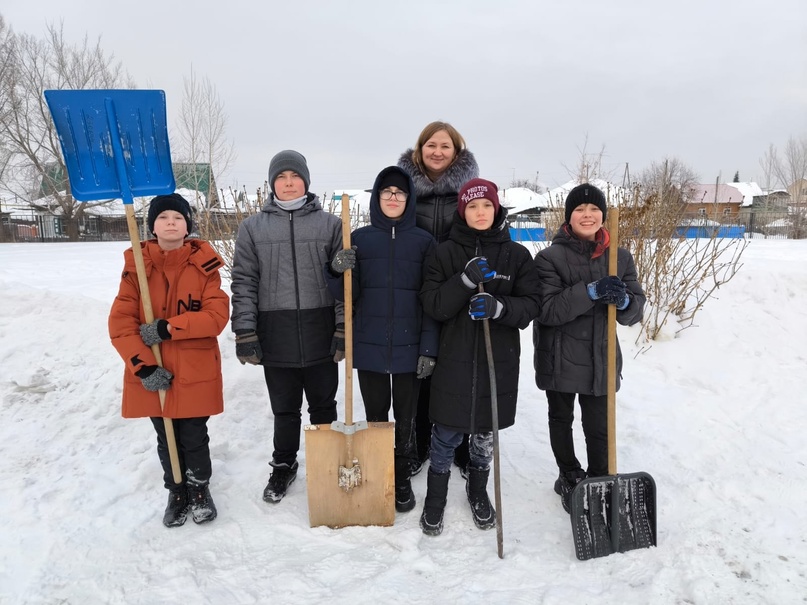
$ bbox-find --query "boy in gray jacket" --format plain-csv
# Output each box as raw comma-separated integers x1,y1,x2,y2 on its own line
231,150,344,503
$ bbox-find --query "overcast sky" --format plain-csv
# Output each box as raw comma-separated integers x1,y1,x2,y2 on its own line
4,0,807,195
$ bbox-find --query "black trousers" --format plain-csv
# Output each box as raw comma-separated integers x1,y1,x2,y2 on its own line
150,416,211,489
263,362,338,466
546,390,608,477
357,370,420,480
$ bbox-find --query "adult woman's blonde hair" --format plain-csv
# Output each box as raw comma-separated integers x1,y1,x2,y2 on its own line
411,121,467,175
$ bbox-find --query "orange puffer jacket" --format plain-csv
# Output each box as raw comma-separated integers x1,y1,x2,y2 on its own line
109,239,229,419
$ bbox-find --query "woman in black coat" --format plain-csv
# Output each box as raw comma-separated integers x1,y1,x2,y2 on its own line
533,183,646,514
398,121,480,475
418,178,541,536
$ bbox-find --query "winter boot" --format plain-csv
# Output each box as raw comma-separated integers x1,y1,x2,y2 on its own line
263,460,299,503
395,459,416,513
466,466,496,530
187,483,217,524
554,469,587,514
162,486,189,528
419,469,450,536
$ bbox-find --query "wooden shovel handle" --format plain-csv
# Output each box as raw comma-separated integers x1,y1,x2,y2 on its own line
607,208,619,476
340,194,353,427
124,204,182,485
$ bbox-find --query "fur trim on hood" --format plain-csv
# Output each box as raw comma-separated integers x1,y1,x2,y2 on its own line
397,148,479,199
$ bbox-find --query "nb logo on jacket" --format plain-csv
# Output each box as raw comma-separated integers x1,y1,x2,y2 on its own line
178,295,202,313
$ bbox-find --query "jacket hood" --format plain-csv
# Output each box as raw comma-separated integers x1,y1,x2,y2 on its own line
369,166,417,232
397,148,479,198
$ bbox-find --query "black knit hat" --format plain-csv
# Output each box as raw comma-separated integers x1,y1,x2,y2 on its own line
378,170,410,194
268,150,310,195
564,183,607,223
147,193,193,236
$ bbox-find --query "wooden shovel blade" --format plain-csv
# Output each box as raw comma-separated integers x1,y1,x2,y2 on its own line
303,422,395,528
569,471,657,560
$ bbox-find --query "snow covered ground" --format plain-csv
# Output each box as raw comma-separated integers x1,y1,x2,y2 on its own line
1,239,806,604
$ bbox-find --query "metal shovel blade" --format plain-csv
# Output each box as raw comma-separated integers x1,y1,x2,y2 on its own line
44,89,175,202
569,471,657,560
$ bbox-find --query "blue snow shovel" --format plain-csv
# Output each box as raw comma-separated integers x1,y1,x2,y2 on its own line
569,207,657,560
44,89,182,485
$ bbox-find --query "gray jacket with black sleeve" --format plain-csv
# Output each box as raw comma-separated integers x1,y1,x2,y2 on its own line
231,193,344,367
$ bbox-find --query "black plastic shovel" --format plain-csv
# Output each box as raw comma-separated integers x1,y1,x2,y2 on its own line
569,207,657,560
44,89,182,484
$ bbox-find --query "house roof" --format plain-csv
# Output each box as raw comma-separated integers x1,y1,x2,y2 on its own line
725,181,763,207
687,184,743,205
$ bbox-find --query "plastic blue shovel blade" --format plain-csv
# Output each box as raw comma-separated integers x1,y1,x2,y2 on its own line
44,89,175,203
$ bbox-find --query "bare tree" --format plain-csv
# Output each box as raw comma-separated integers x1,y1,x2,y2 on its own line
0,20,133,239
174,67,236,211
760,135,807,238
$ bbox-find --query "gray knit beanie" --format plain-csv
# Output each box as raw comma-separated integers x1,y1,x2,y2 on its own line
268,150,310,195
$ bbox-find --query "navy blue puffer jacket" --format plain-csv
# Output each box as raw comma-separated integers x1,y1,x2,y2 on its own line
326,166,440,374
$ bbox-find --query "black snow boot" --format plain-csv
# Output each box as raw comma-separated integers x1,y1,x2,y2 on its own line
263,461,299,503
395,459,416,513
466,466,496,530
554,469,587,514
187,482,217,524
162,486,189,528
419,469,450,536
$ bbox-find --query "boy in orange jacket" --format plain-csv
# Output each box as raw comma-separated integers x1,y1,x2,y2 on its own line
109,193,229,527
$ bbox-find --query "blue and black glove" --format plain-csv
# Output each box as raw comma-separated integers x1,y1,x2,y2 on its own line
462,256,496,288
587,276,630,310
136,365,173,391
469,293,504,320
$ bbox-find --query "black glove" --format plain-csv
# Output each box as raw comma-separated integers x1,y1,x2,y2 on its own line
139,319,171,346
235,331,263,365
330,323,345,362
136,365,173,391
469,293,504,320
330,247,357,274
462,256,496,287
416,355,436,379
587,276,627,301
602,289,630,310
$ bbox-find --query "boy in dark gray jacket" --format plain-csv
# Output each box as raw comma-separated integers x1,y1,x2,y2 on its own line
231,150,344,503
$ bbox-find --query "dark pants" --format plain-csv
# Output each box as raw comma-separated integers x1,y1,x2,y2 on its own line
150,416,211,489
546,390,608,477
358,370,419,478
429,424,493,475
416,377,470,465
263,362,338,466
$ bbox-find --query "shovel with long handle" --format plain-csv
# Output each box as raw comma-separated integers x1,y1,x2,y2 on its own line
568,207,657,560
303,194,395,528
44,89,182,484
338,194,360,490
479,284,504,559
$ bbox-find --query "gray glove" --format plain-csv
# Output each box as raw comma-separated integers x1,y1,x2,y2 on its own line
235,331,263,365
140,319,171,346
331,247,357,274
416,355,436,379
137,366,173,391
